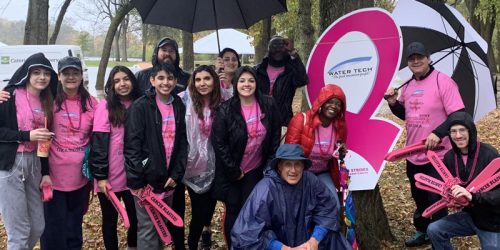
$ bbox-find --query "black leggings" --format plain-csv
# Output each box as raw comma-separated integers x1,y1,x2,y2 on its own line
97,190,138,250
187,187,217,250
223,168,263,249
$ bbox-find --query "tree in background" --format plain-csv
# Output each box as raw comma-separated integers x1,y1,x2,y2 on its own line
182,31,194,71
75,31,92,56
24,0,49,44
49,0,73,44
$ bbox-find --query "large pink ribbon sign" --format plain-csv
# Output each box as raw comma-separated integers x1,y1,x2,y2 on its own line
307,8,403,190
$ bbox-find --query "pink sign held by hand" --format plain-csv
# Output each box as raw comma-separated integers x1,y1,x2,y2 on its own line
105,183,130,229
306,8,403,190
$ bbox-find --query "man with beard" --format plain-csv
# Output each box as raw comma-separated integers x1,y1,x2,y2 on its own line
254,36,309,126
136,37,190,95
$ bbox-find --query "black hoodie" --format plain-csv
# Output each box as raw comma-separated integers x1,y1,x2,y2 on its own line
0,53,58,172
443,112,500,232
135,37,190,94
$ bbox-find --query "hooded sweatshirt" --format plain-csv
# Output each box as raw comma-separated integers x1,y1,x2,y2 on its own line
135,37,190,94
285,84,347,187
443,112,500,232
0,52,58,172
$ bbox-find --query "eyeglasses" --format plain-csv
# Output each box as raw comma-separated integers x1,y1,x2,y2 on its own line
449,128,468,135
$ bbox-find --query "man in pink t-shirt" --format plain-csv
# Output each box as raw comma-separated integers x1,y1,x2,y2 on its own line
385,41,465,247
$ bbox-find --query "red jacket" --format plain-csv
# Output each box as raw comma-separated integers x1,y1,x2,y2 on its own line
285,84,347,189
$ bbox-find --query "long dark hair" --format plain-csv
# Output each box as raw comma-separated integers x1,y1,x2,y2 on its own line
188,65,222,120
232,66,260,99
105,66,141,127
218,48,241,68
54,71,93,113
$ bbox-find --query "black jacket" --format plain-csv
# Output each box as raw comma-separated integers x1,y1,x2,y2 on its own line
0,53,58,174
89,131,110,180
211,93,281,201
135,37,190,94
254,56,308,126
124,89,188,193
443,112,500,232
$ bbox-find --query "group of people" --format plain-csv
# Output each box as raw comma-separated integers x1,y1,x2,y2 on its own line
0,35,498,250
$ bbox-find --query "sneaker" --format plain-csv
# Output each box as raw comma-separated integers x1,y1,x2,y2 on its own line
201,230,212,249
404,231,430,247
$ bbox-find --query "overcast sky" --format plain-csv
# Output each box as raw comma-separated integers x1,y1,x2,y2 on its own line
0,0,110,32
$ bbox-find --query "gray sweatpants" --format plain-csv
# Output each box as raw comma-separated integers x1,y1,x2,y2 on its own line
134,194,173,250
0,152,44,250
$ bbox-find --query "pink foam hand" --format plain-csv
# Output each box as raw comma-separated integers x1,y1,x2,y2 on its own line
414,173,445,193
468,170,500,193
105,183,130,229
427,151,455,182
466,158,500,191
385,140,446,162
141,185,183,227
415,181,442,195
41,183,53,202
423,199,448,218
144,202,172,245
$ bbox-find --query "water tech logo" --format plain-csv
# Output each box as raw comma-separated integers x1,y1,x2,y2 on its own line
1,56,10,64
328,56,373,79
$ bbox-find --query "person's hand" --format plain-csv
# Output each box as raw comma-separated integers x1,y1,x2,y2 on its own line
215,57,224,73
451,185,472,201
98,179,109,197
131,188,144,197
237,172,244,180
338,143,348,157
218,71,227,83
164,178,177,189
30,128,54,141
0,90,10,103
39,175,52,189
284,38,297,57
425,133,440,150
384,88,398,105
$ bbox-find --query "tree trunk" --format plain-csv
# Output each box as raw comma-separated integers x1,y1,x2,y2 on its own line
114,25,121,62
142,24,149,62
96,2,133,95
121,14,129,62
297,0,314,111
49,0,72,44
352,186,395,249
24,0,49,44
318,1,395,248
182,31,194,72
254,18,272,64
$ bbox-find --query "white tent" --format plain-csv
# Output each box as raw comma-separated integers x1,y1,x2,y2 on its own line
180,29,254,54
0,42,7,46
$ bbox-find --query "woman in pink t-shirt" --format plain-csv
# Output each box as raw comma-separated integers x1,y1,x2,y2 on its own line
89,66,141,250
180,65,223,250
40,56,98,250
211,66,282,248
0,53,57,250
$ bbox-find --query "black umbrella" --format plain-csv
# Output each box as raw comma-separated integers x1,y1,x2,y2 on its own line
132,0,287,52
392,0,496,121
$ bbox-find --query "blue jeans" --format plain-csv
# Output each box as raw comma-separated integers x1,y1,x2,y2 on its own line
427,211,500,250
317,172,340,206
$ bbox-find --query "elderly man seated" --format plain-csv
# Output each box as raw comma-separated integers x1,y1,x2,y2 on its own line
231,144,351,250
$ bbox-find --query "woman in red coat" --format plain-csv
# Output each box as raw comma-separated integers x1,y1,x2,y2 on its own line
285,84,347,204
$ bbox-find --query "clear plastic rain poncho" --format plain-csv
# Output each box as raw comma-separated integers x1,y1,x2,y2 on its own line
180,91,216,194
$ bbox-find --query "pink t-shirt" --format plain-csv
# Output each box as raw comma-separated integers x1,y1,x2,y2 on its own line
92,100,131,192
308,124,336,174
266,65,285,95
240,101,267,173
156,95,176,168
49,95,97,191
15,88,45,152
399,70,464,164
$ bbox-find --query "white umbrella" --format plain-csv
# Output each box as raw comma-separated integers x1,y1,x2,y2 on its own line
180,29,254,54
